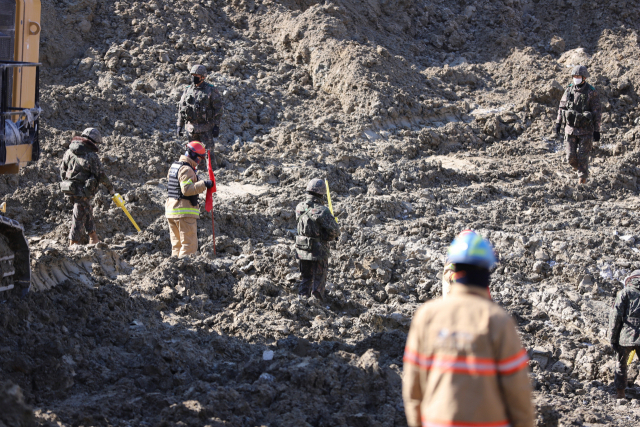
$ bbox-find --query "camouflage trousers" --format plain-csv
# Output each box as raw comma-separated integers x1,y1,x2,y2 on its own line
187,130,214,149
614,346,640,391
299,259,328,299
565,134,593,179
68,196,96,241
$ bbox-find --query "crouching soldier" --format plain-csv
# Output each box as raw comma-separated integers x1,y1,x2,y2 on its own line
295,178,340,300
609,270,640,399
165,141,214,257
59,128,114,245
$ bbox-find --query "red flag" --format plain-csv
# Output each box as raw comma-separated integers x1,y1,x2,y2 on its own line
206,150,216,256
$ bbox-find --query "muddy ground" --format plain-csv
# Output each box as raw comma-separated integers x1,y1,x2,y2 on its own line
2,0,640,425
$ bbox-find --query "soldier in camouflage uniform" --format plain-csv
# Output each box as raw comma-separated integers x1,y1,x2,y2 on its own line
554,65,602,184
59,128,114,245
176,64,223,152
295,179,341,300
608,270,640,399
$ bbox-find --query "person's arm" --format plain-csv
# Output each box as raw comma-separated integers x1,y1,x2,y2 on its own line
59,153,69,180
590,88,602,133
177,88,187,127
210,87,223,125
402,313,425,427
555,88,569,125
609,291,626,348
89,155,114,194
178,166,207,196
318,209,340,241
495,315,535,427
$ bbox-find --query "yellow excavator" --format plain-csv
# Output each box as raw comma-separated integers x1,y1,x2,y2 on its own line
0,0,41,295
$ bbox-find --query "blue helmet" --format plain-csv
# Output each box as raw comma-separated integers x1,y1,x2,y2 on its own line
447,230,497,270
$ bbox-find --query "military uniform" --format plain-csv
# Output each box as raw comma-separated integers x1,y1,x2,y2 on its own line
555,81,601,180
608,271,640,396
177,82,223,148
165,155,207,257
59,136,113,242
295,193,340,299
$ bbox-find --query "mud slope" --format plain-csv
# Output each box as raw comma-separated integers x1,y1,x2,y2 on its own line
1,0,640,425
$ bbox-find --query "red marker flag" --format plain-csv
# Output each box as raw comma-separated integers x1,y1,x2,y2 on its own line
205,150,217,256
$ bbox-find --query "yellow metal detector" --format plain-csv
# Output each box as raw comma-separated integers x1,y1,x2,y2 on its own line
112,193,141,232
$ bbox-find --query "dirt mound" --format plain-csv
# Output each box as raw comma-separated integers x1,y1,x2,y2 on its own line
1,0,640,425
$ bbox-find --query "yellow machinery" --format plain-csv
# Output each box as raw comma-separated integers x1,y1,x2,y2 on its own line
0,0,41,295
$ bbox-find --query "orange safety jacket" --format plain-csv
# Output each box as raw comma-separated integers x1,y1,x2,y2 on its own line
402,284,534,427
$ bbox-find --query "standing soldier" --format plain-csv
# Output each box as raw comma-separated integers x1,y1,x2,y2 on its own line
176,64,223,152
403,230,534,427
554,64,601,184
165,141,214,258
295,179,340,301
608,270,640,399
59,128,114,245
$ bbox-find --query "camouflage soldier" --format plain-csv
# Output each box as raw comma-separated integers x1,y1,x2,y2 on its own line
608,270,640,399
176,64,223,151
59,128,114,245
295,179,340,300
554,65,602,184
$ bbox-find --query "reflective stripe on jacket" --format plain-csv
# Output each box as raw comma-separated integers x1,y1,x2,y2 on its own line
402,284,534,427
165,155,207,219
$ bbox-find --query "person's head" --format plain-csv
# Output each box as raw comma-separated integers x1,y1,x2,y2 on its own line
625,270,640,288
185,141,206,164
571,65,589,85
446,230,497,288
79,127,102,151
306,178,326,198
190,64,207,86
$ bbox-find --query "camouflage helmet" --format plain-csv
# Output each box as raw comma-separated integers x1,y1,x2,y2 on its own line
190,64,207,76
81,127,102,144
571,65,589,78
306,178,326,196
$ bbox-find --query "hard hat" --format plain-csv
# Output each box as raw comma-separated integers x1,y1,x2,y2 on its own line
447,230,497,270
571,65,589,78
186,141,206,157
81,127,102,144
306,178,326,196
190,64,207,76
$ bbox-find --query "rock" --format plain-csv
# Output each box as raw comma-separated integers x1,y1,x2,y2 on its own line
385,284,398,295
549,36,565,54
533,261,545,273
531,347,552,369
535,250,550,261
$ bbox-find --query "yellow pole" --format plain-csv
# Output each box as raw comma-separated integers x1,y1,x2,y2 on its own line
326,180,338,223
112,193,141,232
629,350,636,365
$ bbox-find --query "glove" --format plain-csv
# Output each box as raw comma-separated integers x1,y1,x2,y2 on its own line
553,123,561,136
176,126,184,138
204,180,214,189
212,125,219,138
594,131,600,142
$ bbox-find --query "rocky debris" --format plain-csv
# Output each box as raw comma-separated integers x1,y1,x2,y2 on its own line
0,381,35,427
0,0,639,425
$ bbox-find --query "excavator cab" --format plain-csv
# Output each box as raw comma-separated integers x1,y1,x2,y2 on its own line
0,0,41,295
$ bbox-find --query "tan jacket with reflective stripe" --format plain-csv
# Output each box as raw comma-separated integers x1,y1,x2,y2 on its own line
165,155,207,219
403,284,534,427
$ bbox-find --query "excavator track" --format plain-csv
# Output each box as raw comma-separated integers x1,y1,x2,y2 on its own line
0,215,30,296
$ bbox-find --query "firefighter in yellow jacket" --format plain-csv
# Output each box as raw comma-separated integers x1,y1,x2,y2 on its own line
403,230,534,427
165,141,214,257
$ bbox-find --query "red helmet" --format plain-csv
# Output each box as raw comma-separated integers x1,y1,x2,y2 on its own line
186,141,206,157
